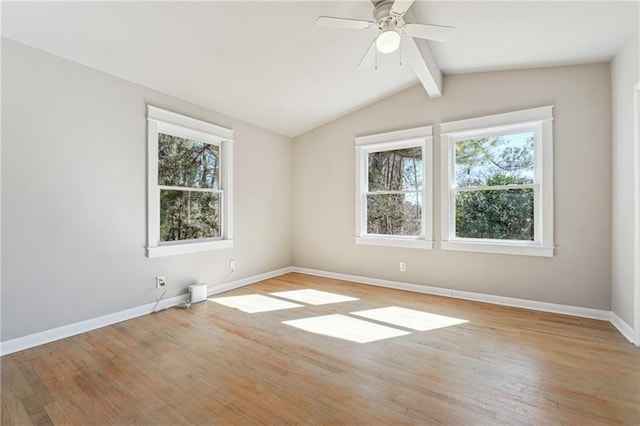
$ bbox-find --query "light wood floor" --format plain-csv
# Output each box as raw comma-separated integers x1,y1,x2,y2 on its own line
2,273,639,425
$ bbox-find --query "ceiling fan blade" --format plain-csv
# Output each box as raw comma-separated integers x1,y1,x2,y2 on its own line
390,0,416,17
402,23,455,42
316,16,374,30
358,38,377,69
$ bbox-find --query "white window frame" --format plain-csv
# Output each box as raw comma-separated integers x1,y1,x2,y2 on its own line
146,106,233,257
355,126,433,249
440,106,554,257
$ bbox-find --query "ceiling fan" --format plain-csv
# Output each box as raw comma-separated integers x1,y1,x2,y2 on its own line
316,0,455,68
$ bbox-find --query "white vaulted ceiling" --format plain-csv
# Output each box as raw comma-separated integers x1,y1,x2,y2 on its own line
2,1,638,137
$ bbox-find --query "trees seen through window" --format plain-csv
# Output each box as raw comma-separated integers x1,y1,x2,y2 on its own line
454,133,535,241
158,133,221,242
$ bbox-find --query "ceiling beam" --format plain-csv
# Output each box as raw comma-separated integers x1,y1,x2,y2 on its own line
402,9,443,98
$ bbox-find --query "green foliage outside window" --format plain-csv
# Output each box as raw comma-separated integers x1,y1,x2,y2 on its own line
158,133,221,242
454,134,535,241
158,133,219,188
160,191,220,241
456,175,534,240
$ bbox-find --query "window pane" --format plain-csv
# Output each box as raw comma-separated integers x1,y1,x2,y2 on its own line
160,190,220,242
367,192,421,236
158,133,219,189
455,188,534,240
455,132,534,187
368,148,422,191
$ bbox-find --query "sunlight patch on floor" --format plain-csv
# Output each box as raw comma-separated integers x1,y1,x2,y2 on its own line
352,306,468,331
208,295,303,313
270,289,359,305
282,314,410,343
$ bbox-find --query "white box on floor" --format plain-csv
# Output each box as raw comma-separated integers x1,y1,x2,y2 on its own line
189,283,208,304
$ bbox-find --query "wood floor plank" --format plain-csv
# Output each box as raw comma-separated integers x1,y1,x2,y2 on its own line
1,389,35,426
2,273,639,424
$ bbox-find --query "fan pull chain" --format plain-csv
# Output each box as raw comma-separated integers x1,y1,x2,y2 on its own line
399,44,403,67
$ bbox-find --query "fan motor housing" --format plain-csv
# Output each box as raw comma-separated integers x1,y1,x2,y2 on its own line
374,0,400,30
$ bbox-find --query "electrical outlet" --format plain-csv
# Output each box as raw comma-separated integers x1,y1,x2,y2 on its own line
156,276,166,288
399,262,406,272
229,259,236,271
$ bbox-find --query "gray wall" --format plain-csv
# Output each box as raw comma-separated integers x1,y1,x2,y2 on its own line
2,36,627,343
293,63,612,310
611,35,639,327
1,39,293,341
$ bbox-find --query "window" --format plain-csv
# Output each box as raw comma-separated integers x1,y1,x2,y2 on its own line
146,106,233,257
355,126,433,249
440,106,554,257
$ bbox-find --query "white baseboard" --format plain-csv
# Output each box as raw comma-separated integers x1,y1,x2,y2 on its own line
0,266,293,356
292,267,612,321
610,312,636,344
2,265,635,356
0,293,187,356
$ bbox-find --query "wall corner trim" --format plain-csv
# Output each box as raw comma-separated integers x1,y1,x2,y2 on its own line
0,266,294,356
610,311,637,345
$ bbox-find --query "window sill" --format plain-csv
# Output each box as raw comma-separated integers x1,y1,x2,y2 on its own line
355,236,433,249
147,239,233,258
441,240,553,257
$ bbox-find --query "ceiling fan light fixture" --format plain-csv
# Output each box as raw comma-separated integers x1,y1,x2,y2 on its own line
376,30,401,53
